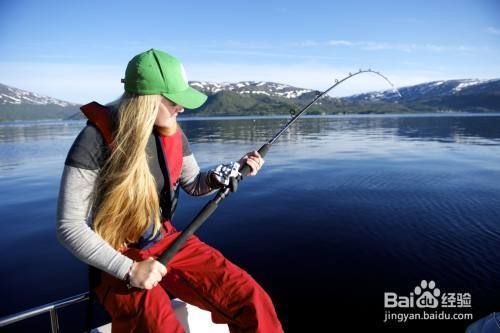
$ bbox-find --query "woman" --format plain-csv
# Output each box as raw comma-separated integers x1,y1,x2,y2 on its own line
56,48,283,333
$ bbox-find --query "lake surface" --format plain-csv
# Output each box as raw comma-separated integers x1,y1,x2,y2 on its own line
1,114,500,332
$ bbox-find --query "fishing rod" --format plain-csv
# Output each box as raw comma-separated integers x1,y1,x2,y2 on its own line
157,69,400,265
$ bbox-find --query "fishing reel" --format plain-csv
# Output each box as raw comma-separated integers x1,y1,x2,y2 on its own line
211,161,241,192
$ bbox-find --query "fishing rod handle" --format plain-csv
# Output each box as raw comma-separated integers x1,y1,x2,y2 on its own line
239,143,271,177
157,199,219,265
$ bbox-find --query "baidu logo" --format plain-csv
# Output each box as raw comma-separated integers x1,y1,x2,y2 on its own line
383,280,473,323
414,280,440,308
384,280,471,309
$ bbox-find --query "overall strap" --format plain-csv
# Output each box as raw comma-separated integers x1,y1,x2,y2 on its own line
80,101,114,147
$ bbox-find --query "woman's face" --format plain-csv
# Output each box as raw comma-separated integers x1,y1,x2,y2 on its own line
155,97,184,129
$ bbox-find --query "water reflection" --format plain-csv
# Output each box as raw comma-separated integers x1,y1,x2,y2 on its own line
179,114,500,146
1,115,500,147
2,115,499,175
0,120,82,143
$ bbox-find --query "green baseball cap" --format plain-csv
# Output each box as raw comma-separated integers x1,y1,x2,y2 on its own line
123,48,207,109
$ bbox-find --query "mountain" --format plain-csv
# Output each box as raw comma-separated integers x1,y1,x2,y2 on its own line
184,78,500,116
0,83,77,107
0,83,80,121
347,79,500,102
345,79,500,112
184,80,377,116
1,78,499,121
184,81,324,116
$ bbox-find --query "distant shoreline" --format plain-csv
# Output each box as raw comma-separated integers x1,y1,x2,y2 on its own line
2,111,500,126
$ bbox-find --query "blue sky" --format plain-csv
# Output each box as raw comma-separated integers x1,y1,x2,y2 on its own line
1,0,499,103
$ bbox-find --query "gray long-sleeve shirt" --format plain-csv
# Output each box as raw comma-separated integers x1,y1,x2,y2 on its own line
56,123,215,281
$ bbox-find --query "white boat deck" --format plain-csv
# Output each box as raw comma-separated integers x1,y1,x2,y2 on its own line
91,298,229,333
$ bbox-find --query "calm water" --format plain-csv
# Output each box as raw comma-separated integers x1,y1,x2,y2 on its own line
1,114,500,332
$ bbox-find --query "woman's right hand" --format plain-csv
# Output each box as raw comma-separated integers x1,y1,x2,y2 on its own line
128,257,167,290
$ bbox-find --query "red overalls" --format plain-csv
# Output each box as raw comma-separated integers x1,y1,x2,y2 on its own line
82,103,283,333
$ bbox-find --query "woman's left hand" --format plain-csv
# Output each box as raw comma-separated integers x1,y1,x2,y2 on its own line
238,150,265,176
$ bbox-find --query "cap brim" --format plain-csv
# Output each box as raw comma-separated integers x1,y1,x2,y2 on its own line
163,86,207,110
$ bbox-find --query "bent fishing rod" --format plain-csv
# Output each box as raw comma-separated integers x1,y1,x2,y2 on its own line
158,69,401,265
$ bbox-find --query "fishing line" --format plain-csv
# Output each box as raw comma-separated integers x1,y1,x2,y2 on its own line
158,69,400,265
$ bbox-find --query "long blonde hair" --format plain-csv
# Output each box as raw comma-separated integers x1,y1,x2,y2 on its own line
92,93,162,250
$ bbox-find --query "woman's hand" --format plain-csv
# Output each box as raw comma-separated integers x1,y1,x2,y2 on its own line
128,257,167,290
238,150,265,176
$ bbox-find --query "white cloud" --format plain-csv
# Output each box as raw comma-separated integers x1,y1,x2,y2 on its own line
353,41,454,53
288,40,320,47
197,39,474,55
248,39,473,54
222,40,274,49
486,27,500,35
327,40,353,46
203,48,336,60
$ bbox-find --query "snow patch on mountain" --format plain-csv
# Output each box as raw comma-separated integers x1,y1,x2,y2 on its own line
452,79,485,93
0,84,77,107
189,81,314,99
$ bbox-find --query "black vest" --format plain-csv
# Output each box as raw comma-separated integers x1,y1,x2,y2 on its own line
81,102,181,233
